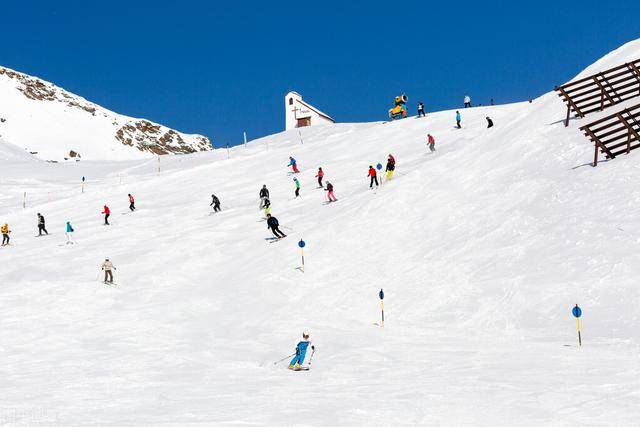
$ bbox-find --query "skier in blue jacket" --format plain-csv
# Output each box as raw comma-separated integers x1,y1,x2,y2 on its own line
455,111,462,128
289,331,315,370
288,157,300,173
65,221,75,245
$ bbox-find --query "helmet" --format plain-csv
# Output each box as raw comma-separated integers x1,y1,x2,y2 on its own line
302,331,310,339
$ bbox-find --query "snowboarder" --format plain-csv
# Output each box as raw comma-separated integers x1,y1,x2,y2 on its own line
128,194,136,211
101,258,116,283
486,117,494,128
315,167,324,188
325,182,338,202
464,95,472,108
102,205,110,225
455,111,462,128
368,165,379,188
37,213,48,236
1,223,10,246
210,194,221,212
293,177,301,198
385,155,396,180
266,214,286,239
288,157,300,174
427,134,436,152
289,331,315,371
417,101,426,117
66,221,75,245
259,185,270,209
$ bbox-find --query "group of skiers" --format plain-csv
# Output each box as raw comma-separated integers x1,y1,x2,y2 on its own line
454,111,495,129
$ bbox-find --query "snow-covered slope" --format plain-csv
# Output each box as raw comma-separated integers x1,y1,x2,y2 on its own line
1,43,639,425
0,66,212,161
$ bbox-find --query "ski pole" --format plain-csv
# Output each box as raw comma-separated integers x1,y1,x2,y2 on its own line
273,352,296,365
307,349,316,367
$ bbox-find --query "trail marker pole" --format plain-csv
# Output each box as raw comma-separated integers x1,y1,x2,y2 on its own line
81,176,85,193
22,192,26,209
572,304,583,346
376,163,383,186
298,130,304,145
226,144,230,159
298,239,306,273
243,131,247,148
379,288,385,327
157,156,161,174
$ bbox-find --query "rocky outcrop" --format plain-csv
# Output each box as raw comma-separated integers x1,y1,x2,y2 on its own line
115,120,211,155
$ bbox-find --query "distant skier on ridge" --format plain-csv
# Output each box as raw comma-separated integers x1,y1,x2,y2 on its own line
464,95,472,108
289,331,315,371
417,101,426,117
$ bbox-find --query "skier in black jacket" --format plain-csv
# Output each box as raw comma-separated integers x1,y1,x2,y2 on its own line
210,194,221,212
259,185,270,209
37,213,48,236
266,214,286,239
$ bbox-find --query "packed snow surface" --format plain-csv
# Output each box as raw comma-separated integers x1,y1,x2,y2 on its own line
1,43,640,425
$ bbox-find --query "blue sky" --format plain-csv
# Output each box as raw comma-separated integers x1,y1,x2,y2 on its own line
2,1,640,146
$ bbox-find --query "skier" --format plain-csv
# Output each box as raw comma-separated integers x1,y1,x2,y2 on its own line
325,182,338,202
385,155,396,181
266,214,286,239
101,258,116,283
1,223,10,246
210,194,221,212
259,185,270,209
102,205,111,225
65,221,75,245
455,111,462,128
289,331,315,371
263,197,271,211
315,167,324,188
368,165,379,188
427,134,436,152
464,95,472,108
486,117,494,128
37,213,48,236
128,194,136,211
293,177,301,198
417,101,426,117
288,157,300,174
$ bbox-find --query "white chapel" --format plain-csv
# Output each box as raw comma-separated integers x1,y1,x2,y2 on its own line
285,91,335,130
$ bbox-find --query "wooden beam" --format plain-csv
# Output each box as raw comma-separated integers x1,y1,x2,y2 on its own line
593,75,617,110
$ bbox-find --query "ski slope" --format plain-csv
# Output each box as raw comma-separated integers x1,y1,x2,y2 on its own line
1,44,640,425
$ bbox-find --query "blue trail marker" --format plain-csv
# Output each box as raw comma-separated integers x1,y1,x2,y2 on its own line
379,289,385,327
298,239,306,273
572,304,583,346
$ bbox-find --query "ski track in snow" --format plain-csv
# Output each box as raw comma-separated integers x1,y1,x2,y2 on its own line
2,45,640,425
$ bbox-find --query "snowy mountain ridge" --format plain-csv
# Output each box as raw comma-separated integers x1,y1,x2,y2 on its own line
0,66,212,161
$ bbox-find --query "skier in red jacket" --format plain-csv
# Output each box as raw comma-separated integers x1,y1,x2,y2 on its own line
315,167,324,188
102,205,111,225
368,166,378,188
128,194,136,211
427,134,436,152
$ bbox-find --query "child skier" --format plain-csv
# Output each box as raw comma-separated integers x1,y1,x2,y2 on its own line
1,223,10,246
289,331,315,371
288,157,300,174
315,167,324,188
66,221,75,245
210,194,221,212
101,258,116,283
128,194,136,211
456,111,462,128
385,155,396,180
266,214,286,239
293,177,301,198
259,185,270,209
368,166,379,188
427,134,436,152
102,205,111,225
37,213,48,236
417,101,426,117
325,182,337,202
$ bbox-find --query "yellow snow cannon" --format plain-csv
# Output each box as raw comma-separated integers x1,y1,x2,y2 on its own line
388,94,408,120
